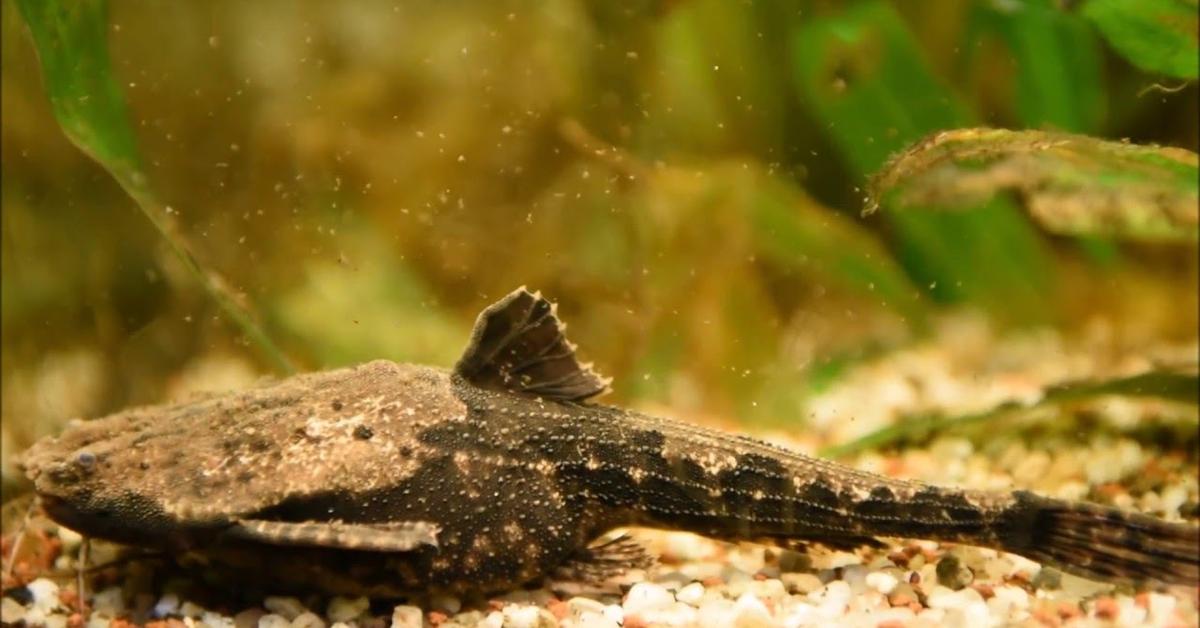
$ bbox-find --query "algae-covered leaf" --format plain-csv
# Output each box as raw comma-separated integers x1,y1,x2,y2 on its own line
870,128,1199,242
821,369,1199,458
15,0,294,374
1082,0,1199,79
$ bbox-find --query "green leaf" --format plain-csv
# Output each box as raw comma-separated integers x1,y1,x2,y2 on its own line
15,0,294,374
14,0,140,177
820,370,1199,458
870,128,1200,242
1082,0,1199,79
750,174,928,329
790,1,973,176
966,0,1105,133
790,1,1056,324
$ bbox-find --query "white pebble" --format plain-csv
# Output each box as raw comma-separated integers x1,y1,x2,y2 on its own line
925,585,960,609
566,596,607,616
602,604,624,624
258,614,291,628
661,532,712,561
635,602,698,627
865,571,898,594
479,611,504,628
290,611,325,628
326,596,369,623
733,592,772,623
571,612,619,628
1147,592,1177,623
1,598,26,626
749,578,787,602
263,597,307,621
233,608,265,628
866,606,916,625
675,582,706,606
90,587,125,617
809,580,851,618
153,592,181,618
988,584,1030,617
390,605,423,628
202,611,236,628
696,599,738,625
27,578,61,612
56,526,83,550
501,605,543,628
1160,485,1188,516
180,600,207,618
780,573,822,594
841,565,869,594
623,582,673,614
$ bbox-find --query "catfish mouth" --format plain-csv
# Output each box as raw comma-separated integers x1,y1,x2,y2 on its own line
37,493,125,544
37,491,220,551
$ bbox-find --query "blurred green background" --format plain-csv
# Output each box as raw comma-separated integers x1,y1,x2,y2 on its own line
2,0,1197,481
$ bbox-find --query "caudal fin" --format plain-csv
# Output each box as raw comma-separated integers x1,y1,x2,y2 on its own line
1002,491,1199,586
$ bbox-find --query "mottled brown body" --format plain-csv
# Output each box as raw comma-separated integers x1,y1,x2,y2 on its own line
19,288,1200,595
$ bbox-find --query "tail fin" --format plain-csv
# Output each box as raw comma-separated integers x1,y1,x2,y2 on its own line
1001,491,1199,586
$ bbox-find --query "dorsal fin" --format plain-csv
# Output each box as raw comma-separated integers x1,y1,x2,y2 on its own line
455,287,611,401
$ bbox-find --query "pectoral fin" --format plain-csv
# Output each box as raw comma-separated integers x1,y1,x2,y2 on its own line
455,287,610,401
228,519,440,552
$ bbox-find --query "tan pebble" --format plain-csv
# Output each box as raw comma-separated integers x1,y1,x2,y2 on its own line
233,608,265,628
1054,601,1081,620
546,600,569,620
1093,598,1119,620
623,614,648,628
1031,606,1061,627
427,610,448,625
876,621,907,628
66,613,83,628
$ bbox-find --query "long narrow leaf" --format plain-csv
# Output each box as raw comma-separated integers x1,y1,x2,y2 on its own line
15,0,294,374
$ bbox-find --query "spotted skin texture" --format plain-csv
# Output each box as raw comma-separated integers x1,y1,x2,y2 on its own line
19,288,1200,594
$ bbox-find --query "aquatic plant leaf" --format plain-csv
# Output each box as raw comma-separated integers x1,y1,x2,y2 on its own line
1082,0,1199,79
965,0,1104,133
14,0,294,374
820,370,1199,459
870,128,1200,242
790,1,1055,324
749,175,928,329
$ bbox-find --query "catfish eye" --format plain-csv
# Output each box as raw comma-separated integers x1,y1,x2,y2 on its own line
75,451,97,469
